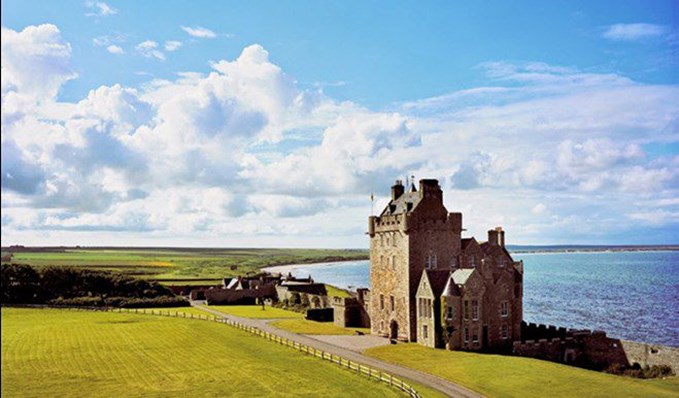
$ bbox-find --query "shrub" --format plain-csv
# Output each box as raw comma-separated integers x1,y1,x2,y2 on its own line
605,363,674,379
1,263,41,304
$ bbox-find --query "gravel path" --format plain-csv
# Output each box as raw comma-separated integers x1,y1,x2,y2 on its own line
195,304,483,398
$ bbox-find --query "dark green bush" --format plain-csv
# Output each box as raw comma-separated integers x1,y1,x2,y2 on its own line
1,263,181,305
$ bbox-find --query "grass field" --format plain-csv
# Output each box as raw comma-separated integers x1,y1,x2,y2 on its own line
202,305,304,319
365,343,679,398
270,319,370,335
2,247,368,284
2,308,406,398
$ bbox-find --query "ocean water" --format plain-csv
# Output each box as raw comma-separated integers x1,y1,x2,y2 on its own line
266,251,679,346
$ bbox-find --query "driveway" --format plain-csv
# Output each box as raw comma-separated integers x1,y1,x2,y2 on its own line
195,304,483,398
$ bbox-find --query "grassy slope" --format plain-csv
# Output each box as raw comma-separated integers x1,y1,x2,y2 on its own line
7,248,368,283
2,308,403,398
325,284,352,298
365,344,679,398
270,319,370,335
203,305,304,319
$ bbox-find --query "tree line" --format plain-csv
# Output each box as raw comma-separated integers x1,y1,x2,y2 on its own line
1,263,188,308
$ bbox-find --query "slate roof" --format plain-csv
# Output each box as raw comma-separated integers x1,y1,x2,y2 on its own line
424,269,451,297
461,238,476,251
380,191,422,216
442,277,461,297
451,268,475,285
479,242,514,261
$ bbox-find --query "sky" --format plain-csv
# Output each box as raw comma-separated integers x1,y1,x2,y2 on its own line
1,1,678,248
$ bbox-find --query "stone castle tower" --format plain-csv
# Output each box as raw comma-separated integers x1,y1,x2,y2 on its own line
368,179,462,341
368,178,523,349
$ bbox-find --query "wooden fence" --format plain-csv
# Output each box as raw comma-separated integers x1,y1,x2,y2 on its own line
8,305,422,398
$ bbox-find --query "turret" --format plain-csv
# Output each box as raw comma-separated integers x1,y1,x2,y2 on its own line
419,179,442,201
391,180,405,200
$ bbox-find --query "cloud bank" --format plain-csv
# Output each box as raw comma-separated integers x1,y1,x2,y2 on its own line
2,24,678,247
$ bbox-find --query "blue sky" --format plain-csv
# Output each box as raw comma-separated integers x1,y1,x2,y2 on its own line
1,1,678,247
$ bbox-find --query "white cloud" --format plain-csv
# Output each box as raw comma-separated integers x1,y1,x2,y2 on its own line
106,45,124,54
181,26,217,39
602,23,667,41
2,24,679,246
85,1,117,17
1,24,76,101
135,40,165,60
164,40,182,51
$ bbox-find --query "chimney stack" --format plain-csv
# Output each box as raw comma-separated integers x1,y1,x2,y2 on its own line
488,229,499,246
496,226,505,247
391,180,404,200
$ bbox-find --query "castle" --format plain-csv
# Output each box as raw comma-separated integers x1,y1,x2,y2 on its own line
368,178,523,351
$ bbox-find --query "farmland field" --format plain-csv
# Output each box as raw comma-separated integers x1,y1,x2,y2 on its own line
1,308,403,398
1,247,368,285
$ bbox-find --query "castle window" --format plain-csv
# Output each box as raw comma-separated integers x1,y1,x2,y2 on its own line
381,321,385,332
464,300,469,320
450,257,457,269
470,256,476,268
423,325,428,339
501,301,508,317
464,327,469,342
380,294,384,310
471,300,479,320
427,299,432,318
499,258,506,268
391,255,396,270
445,306,454,320
501,324,509,339
390,295,395,312
472,330,479,343
425,252,437,269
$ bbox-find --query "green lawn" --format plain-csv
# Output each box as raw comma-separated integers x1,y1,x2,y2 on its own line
202,304,304,319
365,343,679,398
270,319,370,335
325,284,352,298
5,248,368,282
2,308,404,398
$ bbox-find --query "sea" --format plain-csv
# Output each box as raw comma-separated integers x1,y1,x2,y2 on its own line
265,250,679,347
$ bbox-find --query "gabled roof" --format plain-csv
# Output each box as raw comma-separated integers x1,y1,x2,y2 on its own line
451,268,475,285
461,238,477,251
380,192,422,216
442,276,461,297
426,269,451,297
479,242,514,261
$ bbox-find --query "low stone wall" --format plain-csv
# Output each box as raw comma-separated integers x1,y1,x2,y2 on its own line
620,340,679,370
514,321,678,371
333,296,371,328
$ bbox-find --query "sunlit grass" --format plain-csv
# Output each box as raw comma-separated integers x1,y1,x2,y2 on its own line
2,308,403,398
365,343,679,398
